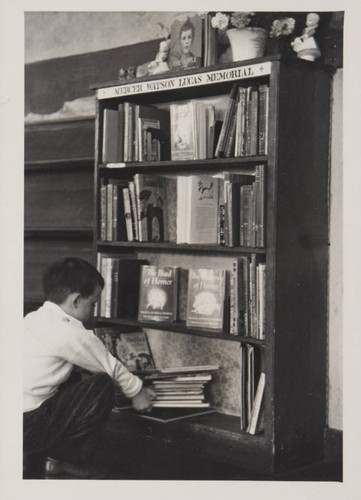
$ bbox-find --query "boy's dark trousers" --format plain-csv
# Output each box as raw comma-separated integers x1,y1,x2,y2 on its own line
23,371,115,474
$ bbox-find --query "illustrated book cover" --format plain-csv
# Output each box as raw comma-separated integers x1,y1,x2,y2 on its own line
138,265,179,323
186,268,227,331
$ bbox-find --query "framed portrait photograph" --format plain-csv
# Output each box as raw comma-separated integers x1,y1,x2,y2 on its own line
168,15,203,71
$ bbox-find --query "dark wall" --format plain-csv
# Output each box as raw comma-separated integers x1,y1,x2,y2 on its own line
25,38,161,115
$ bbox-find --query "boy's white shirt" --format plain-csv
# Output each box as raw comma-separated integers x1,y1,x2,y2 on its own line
23,301,143,412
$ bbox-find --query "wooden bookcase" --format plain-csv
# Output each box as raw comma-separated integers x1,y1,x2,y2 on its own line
92,55,332,474
24,118,95,314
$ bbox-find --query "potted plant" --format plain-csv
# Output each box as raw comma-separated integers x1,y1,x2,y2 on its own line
267,16,296,57
211,12,268,62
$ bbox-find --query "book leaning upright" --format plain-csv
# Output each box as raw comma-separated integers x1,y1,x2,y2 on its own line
177,175,219,245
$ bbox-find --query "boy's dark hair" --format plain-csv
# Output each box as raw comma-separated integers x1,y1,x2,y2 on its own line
180,18,195,38
42,257,104,304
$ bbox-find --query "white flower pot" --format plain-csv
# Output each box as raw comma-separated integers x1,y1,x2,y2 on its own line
227,28,268,62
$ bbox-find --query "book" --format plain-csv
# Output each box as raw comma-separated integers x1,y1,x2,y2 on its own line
128,181,139,241
215,83,239,158
258,85,269,155
113,330,155,372
99,182,107,241
246,344,255,424
186,268,227,332
240,344,247,430
152,402,210,408
223,171,254,247
203,13,217,67
109,180,128,241
247,372,266,434
97,253,147,318
138,117,160,162
170,101,197,160
244,87,259,157
122,187,134,241
234,87,247,157
177,175,219,245
138,265,178,323
133,174,166,242
134,104,170,161
257,262,266,340
168,15,203,72
102,109,119,163
229,258,246,335
94,327,118,358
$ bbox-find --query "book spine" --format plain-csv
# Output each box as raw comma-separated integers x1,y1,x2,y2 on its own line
229,260,239,335
253,166,260,247
123,102,129,162
122,187,134,241
127,103,134,161
106,183,113,241
104,257,113,318
246,344,255,425
224,92,239,158
249,89,259,156
128,181,139,241
134,175,147,242
110,258,120,318
118,103,124,162
240,345,246,430
134,105,140,162
215,83,238,157
247,373,266,434
249,254,259,338
258,263,266,340
258,85,269,155
235,87,247,157
218,204,226,246
241,255,250,336
99,184,107,241
258,164,265,248
102,109,119,163
111,184,119,241
95,252,102,317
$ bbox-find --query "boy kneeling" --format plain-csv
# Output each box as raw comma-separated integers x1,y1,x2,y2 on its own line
23,257,154,479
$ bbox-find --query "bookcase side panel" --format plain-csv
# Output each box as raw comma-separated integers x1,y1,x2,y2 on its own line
272,64,331,469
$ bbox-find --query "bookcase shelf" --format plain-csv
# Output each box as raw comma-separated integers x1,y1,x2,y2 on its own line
24,118,95,309
97,240,266,255
25,228,94,238
99,155,268,173
96,316,265,345
92,56,332,473
25,157,94,172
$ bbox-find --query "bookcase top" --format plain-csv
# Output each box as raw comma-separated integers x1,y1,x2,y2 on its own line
94,58,276,100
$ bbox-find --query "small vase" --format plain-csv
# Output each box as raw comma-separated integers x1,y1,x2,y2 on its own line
226,28,267,62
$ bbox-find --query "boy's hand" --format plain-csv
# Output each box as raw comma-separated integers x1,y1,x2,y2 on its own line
131,386,156,413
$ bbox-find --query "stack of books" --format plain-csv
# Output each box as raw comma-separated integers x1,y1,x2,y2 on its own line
143,365,219,408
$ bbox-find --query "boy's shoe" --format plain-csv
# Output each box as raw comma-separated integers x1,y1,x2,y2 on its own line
44,456,108,479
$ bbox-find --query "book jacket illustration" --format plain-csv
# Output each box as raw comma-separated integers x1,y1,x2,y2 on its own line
138,265,179,323
186,268,226,331
114,331,155,372
134,174,166,242
168,15,203,71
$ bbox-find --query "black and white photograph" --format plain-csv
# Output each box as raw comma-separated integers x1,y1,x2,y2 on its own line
0,1,360,498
